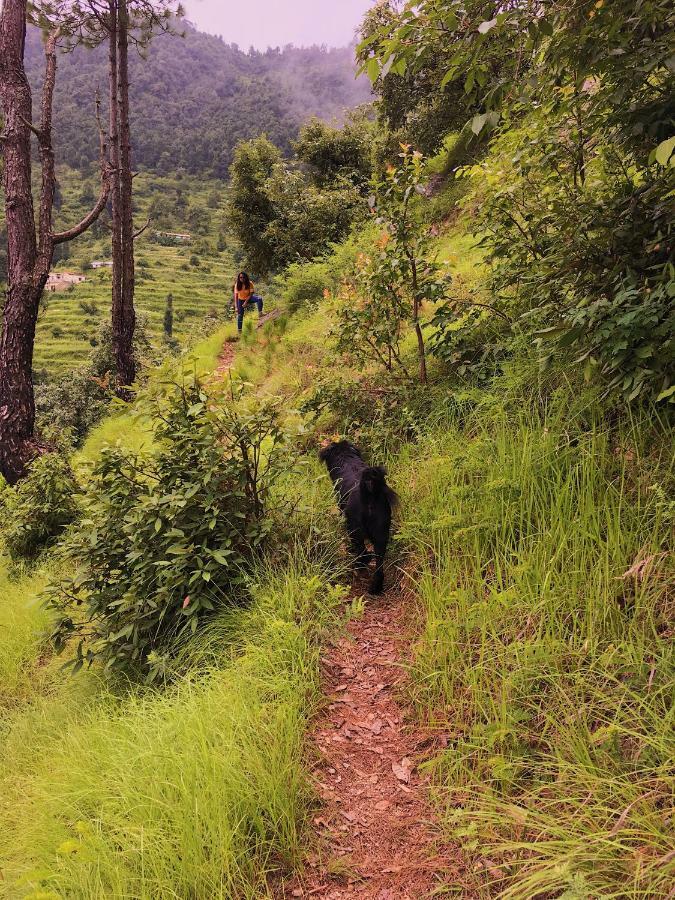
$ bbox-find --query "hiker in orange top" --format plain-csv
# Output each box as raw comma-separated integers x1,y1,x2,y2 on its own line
232,271,263,334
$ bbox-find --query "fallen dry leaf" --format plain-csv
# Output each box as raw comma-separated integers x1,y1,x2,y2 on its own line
392,758,413,783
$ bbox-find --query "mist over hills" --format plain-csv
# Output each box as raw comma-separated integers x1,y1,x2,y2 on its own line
24,20,372,178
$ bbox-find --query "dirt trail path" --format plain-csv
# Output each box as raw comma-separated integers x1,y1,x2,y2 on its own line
278,580,463,899
216,339,236,376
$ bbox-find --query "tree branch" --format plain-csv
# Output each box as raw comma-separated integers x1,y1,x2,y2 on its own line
18,114,42,139
441,294,513,323
53,183,110,244
52,91,111,244
133,215,151,239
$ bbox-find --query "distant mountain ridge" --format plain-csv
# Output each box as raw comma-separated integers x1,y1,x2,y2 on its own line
24,20,371,178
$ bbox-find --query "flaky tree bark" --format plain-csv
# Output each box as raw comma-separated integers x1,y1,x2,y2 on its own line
0,0,110,483
0,1,40,484
106,0,136,396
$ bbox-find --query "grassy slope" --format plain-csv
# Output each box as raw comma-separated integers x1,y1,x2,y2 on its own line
221,227,675,897
0,555,344,899
395,393,674,898
0,559,52,711
0,198,672,899
0,311,339,899
32,170,241,377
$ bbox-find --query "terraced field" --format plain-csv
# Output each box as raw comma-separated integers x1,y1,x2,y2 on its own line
26,169,242,377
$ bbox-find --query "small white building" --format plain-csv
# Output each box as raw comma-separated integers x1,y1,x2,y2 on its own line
46,271,86,292
154,230,192,243
91,260,113,269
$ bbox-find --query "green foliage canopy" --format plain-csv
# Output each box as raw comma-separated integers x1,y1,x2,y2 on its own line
360,0,675,402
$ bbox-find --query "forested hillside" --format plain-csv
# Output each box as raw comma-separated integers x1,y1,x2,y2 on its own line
23,19,371,176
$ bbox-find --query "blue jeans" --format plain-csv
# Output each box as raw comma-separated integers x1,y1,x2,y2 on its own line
236,294,263,331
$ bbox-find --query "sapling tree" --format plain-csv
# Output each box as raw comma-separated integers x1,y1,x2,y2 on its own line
335,146,449,384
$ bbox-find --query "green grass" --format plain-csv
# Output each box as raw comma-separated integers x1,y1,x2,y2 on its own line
0,551,346,900
393,379,675,898
1,185,672,900
72,324,237,471
0,558,52,711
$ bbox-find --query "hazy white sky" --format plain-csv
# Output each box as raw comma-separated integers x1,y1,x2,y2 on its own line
182,0,375,50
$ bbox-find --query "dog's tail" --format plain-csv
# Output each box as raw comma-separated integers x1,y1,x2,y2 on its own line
360,466,398,508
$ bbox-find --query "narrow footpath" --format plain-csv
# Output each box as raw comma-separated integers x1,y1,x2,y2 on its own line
278,579,464,899
218,333,463,898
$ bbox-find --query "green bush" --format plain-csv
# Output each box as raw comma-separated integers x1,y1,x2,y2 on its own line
49,377,291,680
35,368,110,445
278,261,329,313
0,453,79,560
301,373,450,459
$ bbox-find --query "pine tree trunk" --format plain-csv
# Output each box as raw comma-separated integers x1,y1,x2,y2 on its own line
115,0,136,394
0,0,42,483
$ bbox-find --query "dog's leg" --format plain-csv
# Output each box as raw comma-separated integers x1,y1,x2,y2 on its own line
348,527,371,570
369,536,388,594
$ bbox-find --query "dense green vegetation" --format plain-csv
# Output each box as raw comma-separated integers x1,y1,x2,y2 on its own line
1,1,673,897
23,20,371,177
227,117,372,274
358,0,674,404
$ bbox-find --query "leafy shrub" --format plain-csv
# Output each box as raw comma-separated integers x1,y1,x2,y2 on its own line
78,299,100,316
466,124,675,403
49,377,291,679
301,373,449,458
0,453,79,560
35,369,110,444
87,313,155,382
429,302,513,383
278,261,329,313
35,316,156,446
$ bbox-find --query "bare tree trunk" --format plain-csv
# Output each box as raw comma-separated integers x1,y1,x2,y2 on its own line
0,1,44,483
107,0,127,394
115,0,136,394
0,1,110,483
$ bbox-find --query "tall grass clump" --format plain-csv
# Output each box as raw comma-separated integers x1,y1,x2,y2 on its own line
0,559,52,711
395,381,674,898
0,552,346,899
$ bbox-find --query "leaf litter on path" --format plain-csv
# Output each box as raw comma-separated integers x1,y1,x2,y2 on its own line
275,578,470,899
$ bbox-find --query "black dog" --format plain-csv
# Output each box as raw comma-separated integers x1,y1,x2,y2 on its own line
320,440,397,594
